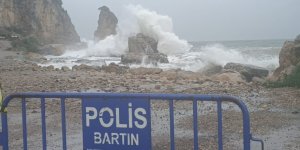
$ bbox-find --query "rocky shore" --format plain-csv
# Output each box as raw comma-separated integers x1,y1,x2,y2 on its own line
0,34,299,150
0,55,299,149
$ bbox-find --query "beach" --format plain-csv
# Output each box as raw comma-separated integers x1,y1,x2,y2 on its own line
0,49,299,149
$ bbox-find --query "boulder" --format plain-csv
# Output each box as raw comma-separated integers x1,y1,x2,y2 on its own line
224,63,269,82
200,63,223,76
121,33,168,64
211,71,245,83
94,6,118,41
61,66,71,72
272,39,300,80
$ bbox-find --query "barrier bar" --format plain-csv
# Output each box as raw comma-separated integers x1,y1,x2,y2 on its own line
148,98,153,150
60,98,67,150
0,112,9,150
193,99,198,150
21,98,28,150
41,98,47,150
169,100,175,150
217,101,223,150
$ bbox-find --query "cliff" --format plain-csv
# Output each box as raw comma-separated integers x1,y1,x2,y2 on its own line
0,0,80,44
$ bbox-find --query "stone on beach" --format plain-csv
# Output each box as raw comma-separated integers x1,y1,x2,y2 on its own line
224,62,269,82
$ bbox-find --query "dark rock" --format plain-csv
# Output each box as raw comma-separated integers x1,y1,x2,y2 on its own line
61,66,70,72
201,63,223,76
224,63,269,82
39,44,66,56
121,33,168,64
46,65,55,71
94,6,118,41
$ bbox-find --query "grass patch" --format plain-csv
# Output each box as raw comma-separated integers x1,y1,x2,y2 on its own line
11,37,41,52
266,65,300,88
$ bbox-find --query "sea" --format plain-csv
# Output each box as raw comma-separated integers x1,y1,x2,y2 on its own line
41,5,286,72
42,39,285,72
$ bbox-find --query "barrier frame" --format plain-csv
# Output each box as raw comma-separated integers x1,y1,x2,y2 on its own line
0,93,264,150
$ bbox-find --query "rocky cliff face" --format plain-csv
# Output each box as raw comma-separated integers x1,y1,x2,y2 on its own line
0,0,80,44
272,35,300,80
94,6,118,41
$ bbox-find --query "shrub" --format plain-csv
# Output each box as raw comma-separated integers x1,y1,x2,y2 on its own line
266,66,300,88
12,37,41,52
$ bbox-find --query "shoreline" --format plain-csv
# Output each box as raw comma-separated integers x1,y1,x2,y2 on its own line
0,54,299,149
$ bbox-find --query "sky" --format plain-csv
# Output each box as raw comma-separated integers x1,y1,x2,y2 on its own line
62,0,300,41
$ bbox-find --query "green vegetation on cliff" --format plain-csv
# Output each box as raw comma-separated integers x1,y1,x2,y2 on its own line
266,66,300,88
11,37,41,52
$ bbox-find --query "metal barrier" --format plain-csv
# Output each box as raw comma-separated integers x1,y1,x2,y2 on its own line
0,93,264,150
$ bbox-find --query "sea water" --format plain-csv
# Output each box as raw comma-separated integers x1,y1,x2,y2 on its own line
41,5,285,72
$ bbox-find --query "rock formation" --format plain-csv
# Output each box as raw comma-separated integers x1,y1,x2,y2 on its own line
200,63,223,76
272,35,300,80
224,62,269,82
0,0,80,44
121,33,169,64
295,34,300,43
94,6,118,41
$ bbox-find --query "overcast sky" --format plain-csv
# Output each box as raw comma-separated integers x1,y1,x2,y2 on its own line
62,0,300,41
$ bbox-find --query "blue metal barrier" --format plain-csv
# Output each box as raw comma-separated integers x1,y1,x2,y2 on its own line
0,93,264,150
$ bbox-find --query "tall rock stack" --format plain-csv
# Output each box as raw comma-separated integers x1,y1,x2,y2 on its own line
272,34,300,80
94,6,118,41
0,0,80,44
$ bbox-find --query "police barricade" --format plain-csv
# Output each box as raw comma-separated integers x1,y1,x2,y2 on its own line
0,93,264,150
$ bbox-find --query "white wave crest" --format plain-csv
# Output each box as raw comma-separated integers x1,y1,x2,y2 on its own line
127,5,192,55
